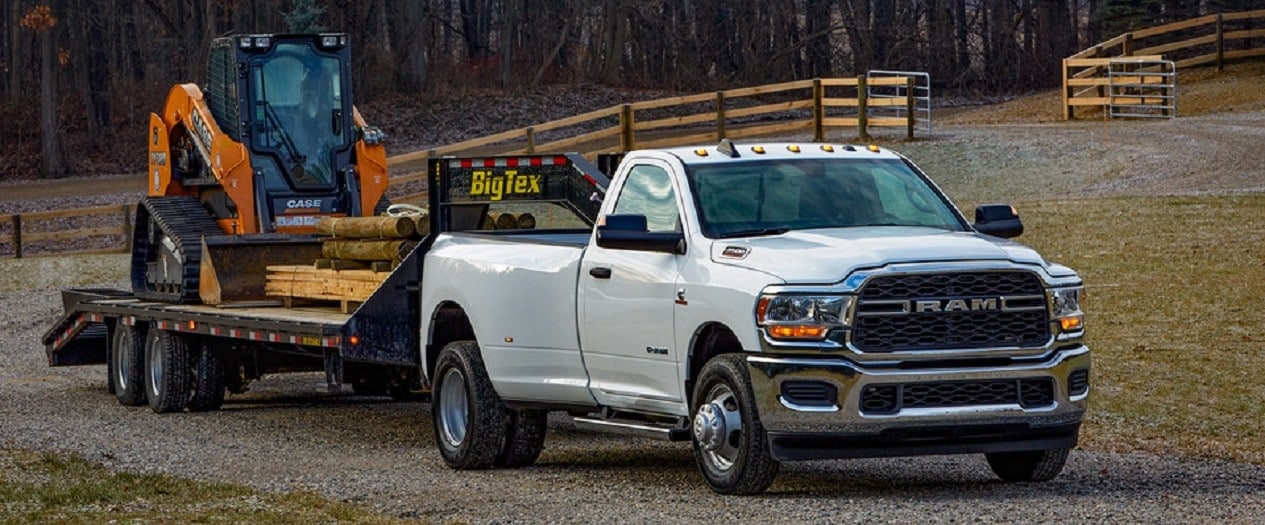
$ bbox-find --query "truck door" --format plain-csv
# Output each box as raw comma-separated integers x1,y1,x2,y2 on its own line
579,161,686,414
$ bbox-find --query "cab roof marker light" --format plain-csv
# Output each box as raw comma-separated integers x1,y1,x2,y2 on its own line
787,145,801,153
694,148,709,157
820,144,835,152
751,146,766,154
844,145,856,152
867,144,881,153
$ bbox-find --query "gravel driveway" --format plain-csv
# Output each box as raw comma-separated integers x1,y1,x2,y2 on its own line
6,113,1265,523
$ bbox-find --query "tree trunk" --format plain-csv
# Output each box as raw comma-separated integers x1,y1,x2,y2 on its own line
8,0,20,105
39,29,64,178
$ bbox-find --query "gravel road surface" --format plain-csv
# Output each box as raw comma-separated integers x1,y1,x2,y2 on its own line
6,114,1265,523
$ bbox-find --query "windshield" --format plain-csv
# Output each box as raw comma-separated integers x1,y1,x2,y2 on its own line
251,42,346,189
685,158,965,238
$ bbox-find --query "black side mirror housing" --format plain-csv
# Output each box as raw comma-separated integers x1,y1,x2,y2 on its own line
596,214,685,254
973,204,1024,239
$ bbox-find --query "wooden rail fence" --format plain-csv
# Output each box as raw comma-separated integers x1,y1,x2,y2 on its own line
0,204,134,259
4,74,923,259
1063,9,1265,119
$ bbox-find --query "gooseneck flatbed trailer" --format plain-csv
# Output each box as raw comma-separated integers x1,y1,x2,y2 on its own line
42,153,609,408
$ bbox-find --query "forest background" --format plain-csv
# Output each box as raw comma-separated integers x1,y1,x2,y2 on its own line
2,0,1262,180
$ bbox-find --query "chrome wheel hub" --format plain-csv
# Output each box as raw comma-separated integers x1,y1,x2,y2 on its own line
693,402,727,452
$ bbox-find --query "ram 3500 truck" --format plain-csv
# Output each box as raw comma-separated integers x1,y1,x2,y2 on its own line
421,140,1089,494
46,141,1087,495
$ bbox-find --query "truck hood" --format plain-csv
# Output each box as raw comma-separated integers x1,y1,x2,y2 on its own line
708,227,1048,284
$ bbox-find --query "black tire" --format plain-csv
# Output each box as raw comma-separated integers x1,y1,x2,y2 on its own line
495,409,548,468
431,341,507,470
110,323,147,406
145,326,192,414
187,339,226,412
985,448,1070,482
690,353,780,495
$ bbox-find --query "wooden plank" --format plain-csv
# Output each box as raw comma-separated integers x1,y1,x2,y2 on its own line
1066,56,1163,67
724,100,814,119
530,106,622,133
266,264,391,281
1131,14,1217,39
628,92,716,111
1068,97,1111,106
1066,77,1113,87
721,121,813,140
1177,48,1265,68
1134,33,1217,56
820,78,859,87
865,98,911,107
634,131,724,150
867,117,909,127
1225,28,1265,41
822,117,860,127
865,77,913,86
22,204,129,221
633,111,719,132
1222,9,1265,22
21,226,123,243
822,97,860,107
532,126,621,152
391,170,427,185
723,79,813,98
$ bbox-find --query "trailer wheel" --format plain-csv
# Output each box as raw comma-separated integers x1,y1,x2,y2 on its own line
495,409,548,468
110,323,147,406
690,353,779,495
145,327,192,413
187,339,226,412
431,340,507,470
985,448,1070,482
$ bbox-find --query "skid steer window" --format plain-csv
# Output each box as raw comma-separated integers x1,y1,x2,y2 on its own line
251,43,346,190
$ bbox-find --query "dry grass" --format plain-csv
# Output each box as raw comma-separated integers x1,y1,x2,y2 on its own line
0,449,421,524
1018,194,1265,464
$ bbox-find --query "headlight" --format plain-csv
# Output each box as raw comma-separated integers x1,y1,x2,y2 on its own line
1051,287,1084,333
756,294,852,341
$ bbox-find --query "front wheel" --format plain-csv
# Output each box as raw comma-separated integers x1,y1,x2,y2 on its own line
691,353,780,494
431,340,507,470
985,448,1070,482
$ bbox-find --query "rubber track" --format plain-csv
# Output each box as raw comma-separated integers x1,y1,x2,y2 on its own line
132,196,224,304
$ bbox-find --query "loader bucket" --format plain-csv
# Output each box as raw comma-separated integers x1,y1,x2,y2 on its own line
199,235,324,306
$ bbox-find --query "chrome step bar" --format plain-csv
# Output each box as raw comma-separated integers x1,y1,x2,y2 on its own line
572,416,690,442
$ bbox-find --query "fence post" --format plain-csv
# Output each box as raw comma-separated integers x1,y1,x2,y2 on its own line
1062,58,1072,121
1122,33,1134,56
122,205,134,254
525,127,536,154
715,91,726,140
856,76,869,141
905,76,916,139
1215,13,1225,72
619,104,634,152
12,215,21,259
812,78,825,142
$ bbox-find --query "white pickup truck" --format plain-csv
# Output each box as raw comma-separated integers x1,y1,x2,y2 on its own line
419,140,1089,494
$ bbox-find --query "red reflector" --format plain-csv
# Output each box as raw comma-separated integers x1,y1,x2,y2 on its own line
530,157,543,166
507,157,519,167
482,158,496,167
460,159,472,168
553,156,567,165
583,175,597,186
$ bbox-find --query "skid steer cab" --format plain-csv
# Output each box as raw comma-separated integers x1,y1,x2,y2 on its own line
139,33,389,304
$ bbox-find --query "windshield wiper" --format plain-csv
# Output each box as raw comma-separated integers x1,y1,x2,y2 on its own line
714,227,790,239
262,102,306,175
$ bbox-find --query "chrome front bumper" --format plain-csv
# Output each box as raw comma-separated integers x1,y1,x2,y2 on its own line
746,345,1090,461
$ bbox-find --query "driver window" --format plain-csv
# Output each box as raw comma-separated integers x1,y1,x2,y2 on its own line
613,165,681,233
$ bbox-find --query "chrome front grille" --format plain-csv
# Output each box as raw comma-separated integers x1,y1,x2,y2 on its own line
852,271,1050,352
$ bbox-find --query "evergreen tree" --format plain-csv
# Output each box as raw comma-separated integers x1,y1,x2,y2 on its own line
1093,0,1163,38
284,0,326,33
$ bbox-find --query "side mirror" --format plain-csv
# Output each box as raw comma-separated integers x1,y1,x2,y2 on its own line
596,214,685,254
973,204,1024,239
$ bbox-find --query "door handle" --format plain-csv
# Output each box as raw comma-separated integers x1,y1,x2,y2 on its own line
589,267,612,279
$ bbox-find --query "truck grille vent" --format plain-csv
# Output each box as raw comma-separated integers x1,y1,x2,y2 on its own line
852,271,1050,352
779,381,837,408
1068,369,1090,396
860,378,1055,415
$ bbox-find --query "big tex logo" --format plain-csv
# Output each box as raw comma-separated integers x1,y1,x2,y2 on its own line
470,170,542,201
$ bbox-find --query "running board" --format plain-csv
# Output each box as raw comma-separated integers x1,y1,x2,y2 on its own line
571,416,691,442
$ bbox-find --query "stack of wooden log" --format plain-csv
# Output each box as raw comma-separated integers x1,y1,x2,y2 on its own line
482,212,536,230
264,215,427,313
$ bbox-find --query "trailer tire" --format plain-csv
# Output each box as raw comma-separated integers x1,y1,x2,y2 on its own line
145,327,192,414
690,353,780,495
985,448,1070,482
495,409,548,468
187,340,226,412
432,340,507,470
110,323,147,407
